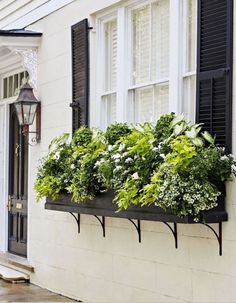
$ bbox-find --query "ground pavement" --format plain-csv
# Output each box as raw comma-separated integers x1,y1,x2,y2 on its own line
0,280,76,302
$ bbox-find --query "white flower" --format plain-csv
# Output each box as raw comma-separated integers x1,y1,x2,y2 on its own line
54,152,60,160
220,155,228,160
125,157,133,163
160,154,165,159
70,164,75,169
113,166,122,173
118,144,126,152
112,153,121,160
108,145,113,151
132,172,139,180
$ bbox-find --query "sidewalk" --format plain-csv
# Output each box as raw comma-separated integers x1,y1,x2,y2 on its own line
0,280,77,302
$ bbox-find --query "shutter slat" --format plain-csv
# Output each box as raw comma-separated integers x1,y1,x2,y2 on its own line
71,19,89,133
196,0,233,152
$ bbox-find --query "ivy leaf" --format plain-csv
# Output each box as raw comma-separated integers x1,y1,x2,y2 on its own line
201,131,215,144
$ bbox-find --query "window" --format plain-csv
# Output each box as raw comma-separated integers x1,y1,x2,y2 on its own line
96,0,197,127
3,71,29,99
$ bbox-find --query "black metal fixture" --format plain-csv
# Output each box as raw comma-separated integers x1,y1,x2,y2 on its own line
14,83,41,143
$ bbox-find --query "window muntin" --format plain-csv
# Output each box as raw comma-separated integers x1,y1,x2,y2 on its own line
3,71,29,99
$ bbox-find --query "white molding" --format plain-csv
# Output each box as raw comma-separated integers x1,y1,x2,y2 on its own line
14,48,38,89
0,36,41,48
116,7,126,122
0,103,9,253
2,0,76,30
169,0,182,114
96,18,104,129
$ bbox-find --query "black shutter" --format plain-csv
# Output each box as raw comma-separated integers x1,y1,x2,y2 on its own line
196,0,233,152
71,18,89,133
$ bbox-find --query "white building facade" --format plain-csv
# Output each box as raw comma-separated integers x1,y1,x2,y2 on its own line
0,0,235,302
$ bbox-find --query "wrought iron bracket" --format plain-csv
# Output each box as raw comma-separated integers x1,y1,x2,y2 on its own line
163,222,178,249
201,222,222,256
69,213,80,233
128,219,141,243
94,215,106,237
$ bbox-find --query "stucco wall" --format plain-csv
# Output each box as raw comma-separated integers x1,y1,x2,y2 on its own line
25,1,236,302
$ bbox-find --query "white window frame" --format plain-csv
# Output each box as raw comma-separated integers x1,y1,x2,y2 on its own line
95,0,197,127
96,11,118,129
182,0,197,122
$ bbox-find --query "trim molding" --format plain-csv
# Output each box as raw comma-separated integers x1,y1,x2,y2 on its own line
2,0,76,30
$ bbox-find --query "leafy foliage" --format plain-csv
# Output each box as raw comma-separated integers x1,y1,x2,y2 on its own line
104,123,131,145
34,114,236,220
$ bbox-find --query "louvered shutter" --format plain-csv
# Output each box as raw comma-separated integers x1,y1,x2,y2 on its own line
71,19,89,133
196,0,233,152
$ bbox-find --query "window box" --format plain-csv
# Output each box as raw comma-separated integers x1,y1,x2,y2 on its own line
45,183,227,255
45,183,227,224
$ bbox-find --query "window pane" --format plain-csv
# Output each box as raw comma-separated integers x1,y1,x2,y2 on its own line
3,78,7,98
151,0,169,80
185,0,197,72
105,19,117,91
154,83,169,118
132,5,150,84
20,72,25,87
134,84,169,123
14,74,19,96
8,76,13,98
135,87,153,123
103,93,116,126
183,75,196,122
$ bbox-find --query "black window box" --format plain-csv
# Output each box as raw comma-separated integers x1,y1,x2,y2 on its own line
45,183,227,255
45,184,227,224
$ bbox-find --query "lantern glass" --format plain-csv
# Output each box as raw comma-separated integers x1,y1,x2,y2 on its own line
14,103,23,125
14,101,38,126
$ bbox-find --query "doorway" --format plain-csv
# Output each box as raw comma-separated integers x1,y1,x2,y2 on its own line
8,104,28,257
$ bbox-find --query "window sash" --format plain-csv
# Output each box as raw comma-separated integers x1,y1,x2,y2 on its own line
130,0,170,87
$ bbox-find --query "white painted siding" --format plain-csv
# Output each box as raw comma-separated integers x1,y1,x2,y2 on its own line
0,0,235,302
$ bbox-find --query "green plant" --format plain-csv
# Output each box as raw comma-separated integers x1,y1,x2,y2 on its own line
35,114,236,221
67,129,107,201
104,123,131,145
34,133,71,201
